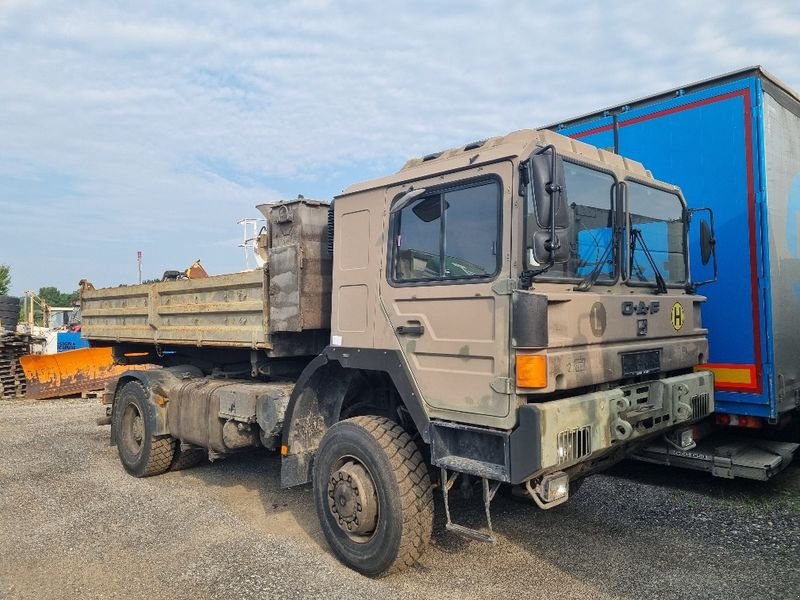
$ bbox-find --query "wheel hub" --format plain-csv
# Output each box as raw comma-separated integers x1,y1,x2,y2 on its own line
327,460,378,537
121,403,145,458
132,415,144,445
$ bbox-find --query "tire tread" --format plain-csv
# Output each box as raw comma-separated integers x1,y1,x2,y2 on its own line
116,381,175,477
141,437,176,477
345,415,434,575
169,444,206,471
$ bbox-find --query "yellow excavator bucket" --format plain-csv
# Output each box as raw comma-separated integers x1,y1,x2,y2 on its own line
20,347,137,400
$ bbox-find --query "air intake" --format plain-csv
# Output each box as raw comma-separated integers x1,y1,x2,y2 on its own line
691,392,711,418
557,425,592,464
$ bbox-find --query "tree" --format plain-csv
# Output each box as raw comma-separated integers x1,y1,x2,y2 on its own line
37,286,80,308
0,264,10,295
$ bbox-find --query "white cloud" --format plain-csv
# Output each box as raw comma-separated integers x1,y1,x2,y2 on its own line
0,0,798,292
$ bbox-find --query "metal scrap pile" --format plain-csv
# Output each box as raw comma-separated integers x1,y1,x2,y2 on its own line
0,333,29,399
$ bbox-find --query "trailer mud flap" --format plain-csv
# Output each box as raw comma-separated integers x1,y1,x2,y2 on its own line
634,435,799,481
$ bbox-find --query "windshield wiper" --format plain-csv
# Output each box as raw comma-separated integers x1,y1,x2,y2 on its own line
629,228,668,294
574,238,615,291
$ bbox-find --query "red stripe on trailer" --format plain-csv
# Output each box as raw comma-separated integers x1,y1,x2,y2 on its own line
698,363,759,392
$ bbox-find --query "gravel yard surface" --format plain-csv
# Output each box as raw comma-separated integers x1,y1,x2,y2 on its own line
1,398,798,600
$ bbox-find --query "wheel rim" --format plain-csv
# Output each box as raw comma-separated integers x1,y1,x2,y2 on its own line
327,456,379,543
120,402,145,459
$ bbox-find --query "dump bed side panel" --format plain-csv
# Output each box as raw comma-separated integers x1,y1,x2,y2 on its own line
82,200,333,355
81,270,270,349
763,85,800,415
551,75,774,417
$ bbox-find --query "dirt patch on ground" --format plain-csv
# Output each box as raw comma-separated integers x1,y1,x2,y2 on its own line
1,398,798,600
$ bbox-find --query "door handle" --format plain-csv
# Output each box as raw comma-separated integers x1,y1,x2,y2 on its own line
396,321,424,336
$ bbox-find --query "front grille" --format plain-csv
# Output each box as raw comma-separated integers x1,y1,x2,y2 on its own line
623,384,652,408
557,425,592,464
691,393,711,418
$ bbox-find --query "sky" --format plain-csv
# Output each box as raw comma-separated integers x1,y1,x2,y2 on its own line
1,0,799,295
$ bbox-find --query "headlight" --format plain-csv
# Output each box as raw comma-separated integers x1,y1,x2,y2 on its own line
538,471,569,503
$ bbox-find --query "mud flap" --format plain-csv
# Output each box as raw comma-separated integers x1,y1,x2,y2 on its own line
634,434,799,481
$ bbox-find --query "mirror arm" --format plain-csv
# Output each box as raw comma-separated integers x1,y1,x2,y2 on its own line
390,187,427,214
518,160,530,197
521,145,568,289
535,144,562,262
519,158,551,289
618,182,631,283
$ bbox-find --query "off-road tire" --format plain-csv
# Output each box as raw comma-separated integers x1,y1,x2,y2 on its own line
0,295,20,332
313,416,433,577
170,443,206,471
114,381,174,477
0,295,20,308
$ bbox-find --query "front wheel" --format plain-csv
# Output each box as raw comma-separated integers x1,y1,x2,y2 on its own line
313,416,433,576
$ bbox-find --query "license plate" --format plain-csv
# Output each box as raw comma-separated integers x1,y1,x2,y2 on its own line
621,350,661,377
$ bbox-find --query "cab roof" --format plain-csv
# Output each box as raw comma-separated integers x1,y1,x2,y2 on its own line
338,128,656,199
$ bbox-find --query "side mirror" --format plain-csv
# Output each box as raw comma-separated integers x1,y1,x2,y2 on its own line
530,149,569,229
411,195,445,223
700,219,714,265
532,230,570,264
688,207,717,288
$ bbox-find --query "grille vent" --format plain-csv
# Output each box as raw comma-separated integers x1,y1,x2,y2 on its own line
691,393,711,418
557,425,592,464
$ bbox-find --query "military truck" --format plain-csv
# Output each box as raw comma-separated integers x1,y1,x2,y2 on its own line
82,128,716,576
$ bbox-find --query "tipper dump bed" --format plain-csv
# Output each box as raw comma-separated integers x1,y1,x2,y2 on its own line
81,269,269,348
81,199,332,356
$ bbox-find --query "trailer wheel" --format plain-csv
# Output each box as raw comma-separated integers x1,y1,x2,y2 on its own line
115,381,175,477
170,443,206,471
313,416,433,577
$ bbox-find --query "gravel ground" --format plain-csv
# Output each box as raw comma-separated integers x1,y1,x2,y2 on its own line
0,398,798,600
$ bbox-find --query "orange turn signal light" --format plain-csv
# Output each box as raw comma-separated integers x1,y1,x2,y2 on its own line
516,354,547,388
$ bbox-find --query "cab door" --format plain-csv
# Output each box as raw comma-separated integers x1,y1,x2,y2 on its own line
379,162,513,422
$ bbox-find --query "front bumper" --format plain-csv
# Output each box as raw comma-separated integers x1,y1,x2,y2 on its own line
432,371,714,486
531,370,715,474
508,371,714,483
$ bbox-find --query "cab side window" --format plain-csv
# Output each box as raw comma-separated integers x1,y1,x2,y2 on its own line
393,179,500,283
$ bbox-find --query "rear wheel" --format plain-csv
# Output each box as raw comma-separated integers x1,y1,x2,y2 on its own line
115,381,174,477
313,416,433,577
170,443,206,471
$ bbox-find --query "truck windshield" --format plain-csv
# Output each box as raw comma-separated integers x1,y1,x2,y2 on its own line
531,162,616,282
626,181,686,285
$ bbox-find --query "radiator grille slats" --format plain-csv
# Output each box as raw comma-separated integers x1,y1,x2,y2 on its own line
690,392,711,418
557,425,592,464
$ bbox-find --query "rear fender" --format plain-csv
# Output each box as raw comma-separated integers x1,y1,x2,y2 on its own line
110,365,203,445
